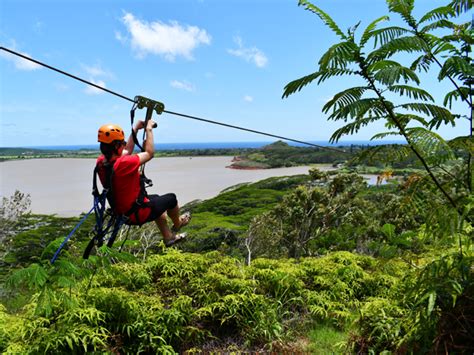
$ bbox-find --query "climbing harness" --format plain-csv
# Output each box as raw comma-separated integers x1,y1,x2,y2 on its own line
82,96,165,259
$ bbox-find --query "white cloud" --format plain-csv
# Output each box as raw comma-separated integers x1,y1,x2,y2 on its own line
228,36,268,68
115,30,127,44
120,12,211,61
0,48,42,71
243,95,253,102
82,63,114,79
84,79,106,95
170,80,195,92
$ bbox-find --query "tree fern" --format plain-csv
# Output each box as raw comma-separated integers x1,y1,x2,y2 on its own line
420,19,455,33
329,117,381,143
360,16,390,46
438,56,474,81
368,26,410,47
397,103,454,128
328,98,389,121
322,86,369,114
386,0,417,27
443,87,470,108
282,69,357,98
387,85,434,101
449,0,472,15
298,0,346,39
373,64,420,85
405,127,455,165
418,6,454,23
318,41,359,69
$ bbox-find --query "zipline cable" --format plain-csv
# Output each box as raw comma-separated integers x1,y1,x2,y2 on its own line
1,46,348,153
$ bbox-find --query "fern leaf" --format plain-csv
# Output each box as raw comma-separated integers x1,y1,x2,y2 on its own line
420,19,456,33
372,64,420,85
387,85,434,101
438,56,474,81
448,135,474,154
368,36,427,63
360,16,390,46
368,26,410,47
282,69,357,98
398,103,455,129
282,71,320,98
355,143,412,165
319,41,359,69
443,87,470,108
329,116,380,142
430,36,457,55
7,263,48,290
371,131,403,140
418,6,454,24
329,98,388,121
410,54,434,72
298,0,346,39
322,86,369,114
405,127,455,164
449,0,472,15
386,0,417,27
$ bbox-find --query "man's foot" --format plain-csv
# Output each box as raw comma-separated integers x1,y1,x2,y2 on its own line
171,212,192,232
164,232,187,247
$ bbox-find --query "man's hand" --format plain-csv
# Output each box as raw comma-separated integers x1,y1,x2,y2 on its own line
146,119,157,130
134,120,146,131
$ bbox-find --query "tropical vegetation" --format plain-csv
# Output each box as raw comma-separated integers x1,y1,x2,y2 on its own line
0,0,473,353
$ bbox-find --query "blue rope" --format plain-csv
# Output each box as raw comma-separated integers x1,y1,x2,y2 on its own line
50,203,96,264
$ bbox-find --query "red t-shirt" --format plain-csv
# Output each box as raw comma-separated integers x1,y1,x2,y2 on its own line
96,154,151,224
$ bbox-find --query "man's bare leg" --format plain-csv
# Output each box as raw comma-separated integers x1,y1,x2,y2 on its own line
154,213,173,241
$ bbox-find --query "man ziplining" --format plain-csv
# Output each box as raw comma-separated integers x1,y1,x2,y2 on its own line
96,120,191,247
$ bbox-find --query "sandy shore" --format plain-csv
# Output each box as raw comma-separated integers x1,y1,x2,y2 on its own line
1,156,320,217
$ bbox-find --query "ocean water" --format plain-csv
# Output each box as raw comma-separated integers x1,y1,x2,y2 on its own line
28,140,405,151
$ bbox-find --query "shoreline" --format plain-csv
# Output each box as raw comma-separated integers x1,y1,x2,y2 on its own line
1,156,317,217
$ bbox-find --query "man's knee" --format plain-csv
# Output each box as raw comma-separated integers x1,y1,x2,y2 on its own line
168,193,178,208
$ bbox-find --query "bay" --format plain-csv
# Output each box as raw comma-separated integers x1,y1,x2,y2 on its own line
1,157,321,217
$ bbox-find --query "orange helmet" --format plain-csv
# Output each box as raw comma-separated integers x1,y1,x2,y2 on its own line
98,124,125,144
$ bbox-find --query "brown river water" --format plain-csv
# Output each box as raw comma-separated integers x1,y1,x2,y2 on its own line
1,157,326,217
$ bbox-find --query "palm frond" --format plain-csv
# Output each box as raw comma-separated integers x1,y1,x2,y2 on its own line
398,103,455,129
405,127,455,165
386,0,417,27
443,87,470,108
282,69,357,98
418,6,454,24
449,0,472,15
329,116,380,142
438,56,474,81
372,64,420,85
318,41,359,69
298,0,346,39
387,85,434,101
328,98,389,121
322,86,369,114
360,16,390,46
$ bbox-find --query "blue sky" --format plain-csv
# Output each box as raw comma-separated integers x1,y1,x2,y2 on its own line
0,0,470,147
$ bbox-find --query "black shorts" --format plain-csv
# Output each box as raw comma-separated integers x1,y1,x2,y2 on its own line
143,193,178,223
